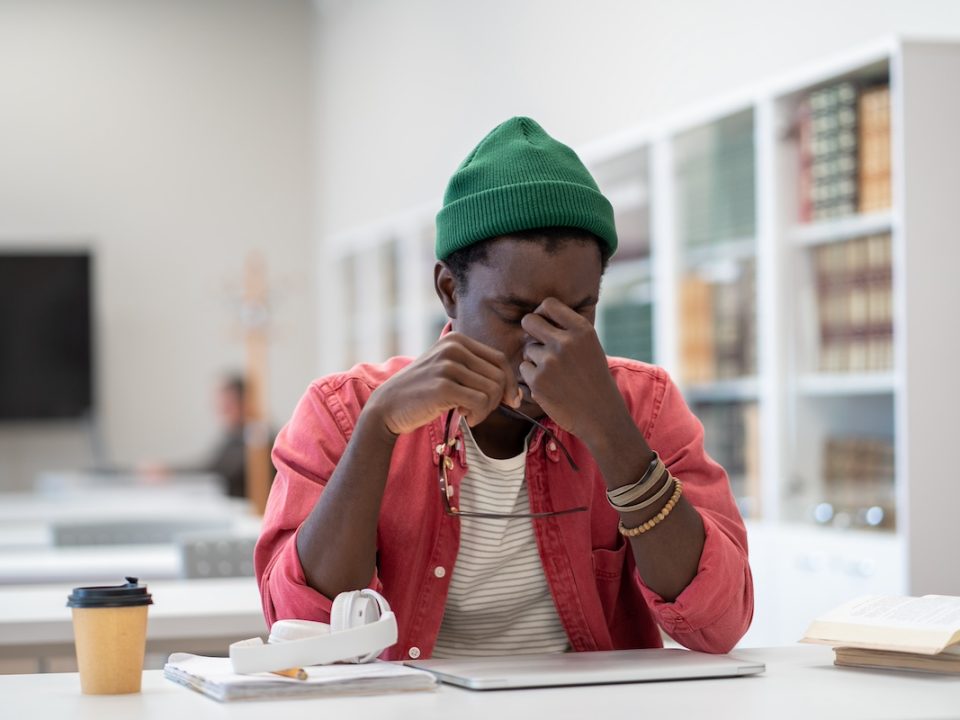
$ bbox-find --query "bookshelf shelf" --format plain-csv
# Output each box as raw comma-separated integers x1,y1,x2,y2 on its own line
322,38,960,644
684,377,760,403
790,210,895,246
683,237,757,270
796,372,896,396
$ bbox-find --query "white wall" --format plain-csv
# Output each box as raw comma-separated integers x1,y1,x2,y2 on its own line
0,0,315,490
311,0,960,370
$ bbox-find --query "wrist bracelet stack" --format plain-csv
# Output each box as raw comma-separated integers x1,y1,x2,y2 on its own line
606,453,684,536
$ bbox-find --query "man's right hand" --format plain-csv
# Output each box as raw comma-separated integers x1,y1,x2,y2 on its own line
366,332,521,436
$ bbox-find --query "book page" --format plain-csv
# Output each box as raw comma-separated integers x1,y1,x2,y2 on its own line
836,596,960,629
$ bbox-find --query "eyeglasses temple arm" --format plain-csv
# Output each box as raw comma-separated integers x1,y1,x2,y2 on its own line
497,404,579,471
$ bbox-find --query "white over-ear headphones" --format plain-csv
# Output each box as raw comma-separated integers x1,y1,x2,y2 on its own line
229,589,397,674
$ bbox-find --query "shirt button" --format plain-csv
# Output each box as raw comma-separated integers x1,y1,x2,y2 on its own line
548,441,557,452
433,566,446,579
408,647,421,659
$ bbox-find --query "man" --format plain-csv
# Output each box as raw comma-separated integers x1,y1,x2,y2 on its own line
256,117,753,660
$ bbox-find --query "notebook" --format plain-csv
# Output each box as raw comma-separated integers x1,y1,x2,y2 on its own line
164,653,437,701
406,648,765,690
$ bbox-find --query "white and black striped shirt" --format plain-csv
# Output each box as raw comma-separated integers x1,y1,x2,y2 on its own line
431,423,569,658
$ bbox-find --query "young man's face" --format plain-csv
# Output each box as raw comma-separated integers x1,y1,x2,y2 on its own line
441,237,604,417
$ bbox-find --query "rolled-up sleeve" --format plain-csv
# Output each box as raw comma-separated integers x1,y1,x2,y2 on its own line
633,369,754,653
254,379,381,627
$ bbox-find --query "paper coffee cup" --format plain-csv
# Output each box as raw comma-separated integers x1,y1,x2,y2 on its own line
67,576,153,694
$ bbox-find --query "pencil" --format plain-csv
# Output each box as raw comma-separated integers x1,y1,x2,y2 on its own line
271,667,308,680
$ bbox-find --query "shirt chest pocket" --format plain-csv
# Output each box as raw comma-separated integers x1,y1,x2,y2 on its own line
592,540,628,581
591,540,629,625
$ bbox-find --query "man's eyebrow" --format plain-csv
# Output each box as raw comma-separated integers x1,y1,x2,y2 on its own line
495,295,598,311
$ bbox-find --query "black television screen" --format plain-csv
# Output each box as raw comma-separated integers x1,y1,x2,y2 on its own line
0,252,93,420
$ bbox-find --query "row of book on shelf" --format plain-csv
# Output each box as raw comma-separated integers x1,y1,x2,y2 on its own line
675,231,891,382
818,435,895,529
797,79,891,221
814,233,893,373
676,113,756,248
679,258,757,384
694,401,760,519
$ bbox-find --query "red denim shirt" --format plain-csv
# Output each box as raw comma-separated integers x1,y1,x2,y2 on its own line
255,356,753,659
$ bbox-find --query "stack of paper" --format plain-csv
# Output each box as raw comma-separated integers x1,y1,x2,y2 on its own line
164,653,438,702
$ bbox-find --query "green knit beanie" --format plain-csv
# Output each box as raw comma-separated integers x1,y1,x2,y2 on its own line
435,117,618,260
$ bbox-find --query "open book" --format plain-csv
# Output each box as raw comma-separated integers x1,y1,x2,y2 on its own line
801,595,960,674
164,653,438,702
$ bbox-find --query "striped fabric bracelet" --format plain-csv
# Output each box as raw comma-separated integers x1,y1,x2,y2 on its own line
606,454,666,509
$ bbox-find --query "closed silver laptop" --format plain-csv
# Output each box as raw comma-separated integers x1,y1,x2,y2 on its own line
406,648,765,690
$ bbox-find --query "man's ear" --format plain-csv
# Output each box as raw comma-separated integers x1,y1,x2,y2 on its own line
434,261,459,319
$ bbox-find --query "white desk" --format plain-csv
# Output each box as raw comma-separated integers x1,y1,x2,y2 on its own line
0,488,262,586
0,488,252,526
0,544,182,586
0,577,266,665
0,646,956,719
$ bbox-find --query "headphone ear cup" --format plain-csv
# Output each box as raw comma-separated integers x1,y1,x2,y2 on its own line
329,590,359,633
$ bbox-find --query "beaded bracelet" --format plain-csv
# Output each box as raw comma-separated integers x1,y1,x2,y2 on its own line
617,478,683,537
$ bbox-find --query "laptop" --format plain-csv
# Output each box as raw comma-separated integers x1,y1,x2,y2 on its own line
406,648,765,690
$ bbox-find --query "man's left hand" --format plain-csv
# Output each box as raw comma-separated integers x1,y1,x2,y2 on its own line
519,297,625,443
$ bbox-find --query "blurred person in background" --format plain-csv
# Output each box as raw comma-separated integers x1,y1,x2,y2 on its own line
140,373,274,498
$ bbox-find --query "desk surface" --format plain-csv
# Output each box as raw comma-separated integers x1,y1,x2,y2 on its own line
0,577,266,649
0,544,184,585
0,646,957,720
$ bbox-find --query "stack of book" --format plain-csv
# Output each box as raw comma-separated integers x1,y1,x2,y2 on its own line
815,233,893,372
802,595,960,675
822,435,895,529
680,261,757,383
798,81,859,222
680,274,715,384
858,84,892,213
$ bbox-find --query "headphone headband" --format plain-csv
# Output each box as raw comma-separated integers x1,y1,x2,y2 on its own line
230,611,398,674
229,590,398,674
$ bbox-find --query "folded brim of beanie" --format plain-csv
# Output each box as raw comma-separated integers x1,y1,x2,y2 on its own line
435,180,617,260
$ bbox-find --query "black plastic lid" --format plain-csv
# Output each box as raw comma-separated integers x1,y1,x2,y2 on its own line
66,577,153,609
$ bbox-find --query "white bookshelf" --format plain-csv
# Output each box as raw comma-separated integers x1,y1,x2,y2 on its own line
322,38,960,645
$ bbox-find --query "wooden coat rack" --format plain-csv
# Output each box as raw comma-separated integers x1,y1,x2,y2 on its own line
242,252,273,516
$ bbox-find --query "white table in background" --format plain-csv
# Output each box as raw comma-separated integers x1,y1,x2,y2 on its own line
0,488,258,553
0,646,957,719
0,577,266,664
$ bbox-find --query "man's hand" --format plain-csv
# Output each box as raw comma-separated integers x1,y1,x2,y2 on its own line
519,297,624,443
367,332,521,436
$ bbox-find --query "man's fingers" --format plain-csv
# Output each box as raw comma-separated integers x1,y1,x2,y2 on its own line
445,333,520,408
438,379,493,427
536,297,585,328
522,342,549,367
521,312,564,346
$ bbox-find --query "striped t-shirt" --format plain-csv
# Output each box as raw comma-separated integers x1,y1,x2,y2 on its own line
431,422,570,658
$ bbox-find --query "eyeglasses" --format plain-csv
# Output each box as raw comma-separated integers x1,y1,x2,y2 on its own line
436,404,588,520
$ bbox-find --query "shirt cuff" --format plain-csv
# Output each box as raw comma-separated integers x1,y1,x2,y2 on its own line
636,513,753,652
259,524,383,626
